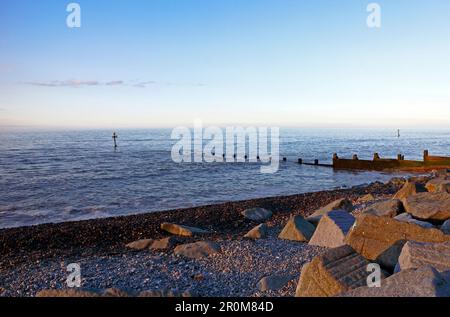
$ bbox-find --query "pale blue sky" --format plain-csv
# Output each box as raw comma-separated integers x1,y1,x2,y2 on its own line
0,0,449,129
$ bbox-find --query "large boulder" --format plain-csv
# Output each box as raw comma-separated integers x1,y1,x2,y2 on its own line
244,223,268,239
340,266,450,297
241,208,273,222
393,181,427,200
160,223,210,237
306,198,353,226
257,274,294,291
361,199,403,218
173,241,221,259
345,214,450,264
278,216,316,242
426,177,450,193
395,241,450,273
402,192,450,221
308,211,355,248
295,245,372,297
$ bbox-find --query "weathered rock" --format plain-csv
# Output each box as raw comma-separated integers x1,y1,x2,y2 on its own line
442,220,450,235
174,241,221,259
402,192,450,221
295,245,372,297
393,181,427,200
150,237,180,250
426,177,450,193
374,239,407,271
160,223,210,237
356,194,375,203
257,274,294,291
278,216,316,242
126,239,154,250
394,213,413,222
408,219,435,229
395,241,450,273
340,266,450,297
361,199,403,218
309,211,355,248
241,208,273,222
306,198,353,226
244,223,268,239
394,213,434,228
139,289,195,297
345,215,450,263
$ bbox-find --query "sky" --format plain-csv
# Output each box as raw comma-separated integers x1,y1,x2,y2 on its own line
0,0,450,129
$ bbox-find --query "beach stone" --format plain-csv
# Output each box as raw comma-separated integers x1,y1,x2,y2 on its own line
295,245,372,297
361,199,403,218
441,220,450,234
340,266,450,297
393,213,433,228
306,198,353,226
356,194,375,203
389,177,407,187
395,241,450,273
241,208,273,222
426,177,450,193
402,192,450,221
278,215,316,242
126,239,154,250
244,223,268,239
394,213,413,222
102,288,132,297
174,241,221,259
160,223,210,237
257,274,294,291
393,181,427,200
36,289,101,297
150,237,180,250
345,214,450,263
139,289,195,297
309,210,355,248
408,219,435,229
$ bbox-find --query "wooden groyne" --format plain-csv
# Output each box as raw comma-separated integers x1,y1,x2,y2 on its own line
331,150,450,172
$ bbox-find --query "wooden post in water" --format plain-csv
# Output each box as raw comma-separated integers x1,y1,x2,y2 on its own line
112,132,118,148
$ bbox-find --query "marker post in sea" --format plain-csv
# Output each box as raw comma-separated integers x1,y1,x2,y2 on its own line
112,132,118,148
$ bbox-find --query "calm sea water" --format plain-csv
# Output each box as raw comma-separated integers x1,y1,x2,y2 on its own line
0,128,449,229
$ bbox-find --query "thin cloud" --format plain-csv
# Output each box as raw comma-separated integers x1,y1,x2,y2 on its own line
105,80,124,86
23,79,204,88
25,80,100,87
133,81,157,88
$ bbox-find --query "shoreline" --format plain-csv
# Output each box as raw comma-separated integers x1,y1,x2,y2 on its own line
0,179,404,297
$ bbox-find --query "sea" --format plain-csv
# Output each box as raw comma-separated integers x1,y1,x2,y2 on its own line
1,128,449,229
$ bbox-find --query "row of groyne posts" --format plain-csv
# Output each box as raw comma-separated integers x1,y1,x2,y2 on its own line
111,132,450,170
